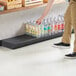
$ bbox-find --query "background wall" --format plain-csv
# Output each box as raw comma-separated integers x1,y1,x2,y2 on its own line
0,3,68,40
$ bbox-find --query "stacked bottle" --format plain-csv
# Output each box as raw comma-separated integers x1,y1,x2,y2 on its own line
25,15,64,38
25,21,42,37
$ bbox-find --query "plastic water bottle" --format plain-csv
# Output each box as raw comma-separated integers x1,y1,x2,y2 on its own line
33,21,42,38
50,17,54,35
31,21,36,36
28,21,32,35
25,22,29,33
40,22,44,37
47,18,52,36
25,21,32,35
28,20,35,36
30,21,38,37
57,15,62,33
43,19,48,37
61,15,64,32
53,17,58,34
37,23,42,38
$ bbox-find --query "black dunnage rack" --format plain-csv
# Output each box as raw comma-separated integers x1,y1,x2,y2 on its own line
1,32,63,49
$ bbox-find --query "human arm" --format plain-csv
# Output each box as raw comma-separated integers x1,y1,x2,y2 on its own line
36,0,55,25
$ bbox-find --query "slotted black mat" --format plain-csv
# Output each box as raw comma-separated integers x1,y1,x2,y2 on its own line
2,32,63,49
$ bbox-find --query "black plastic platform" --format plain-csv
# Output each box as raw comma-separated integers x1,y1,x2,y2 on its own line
2,32,63,49
0,40,2,46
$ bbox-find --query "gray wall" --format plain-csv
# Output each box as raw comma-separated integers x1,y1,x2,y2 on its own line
0,3,68,40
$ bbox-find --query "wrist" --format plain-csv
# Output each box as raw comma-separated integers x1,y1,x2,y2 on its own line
40,16,44,20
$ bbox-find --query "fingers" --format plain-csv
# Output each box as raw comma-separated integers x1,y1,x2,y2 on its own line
36,18,42,25
36,20,41,25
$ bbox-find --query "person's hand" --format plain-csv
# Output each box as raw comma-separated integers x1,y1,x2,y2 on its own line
36,17,43,25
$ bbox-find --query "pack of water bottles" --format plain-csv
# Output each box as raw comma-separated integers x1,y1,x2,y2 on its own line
25,15,64,38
